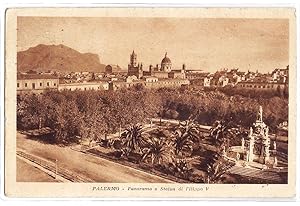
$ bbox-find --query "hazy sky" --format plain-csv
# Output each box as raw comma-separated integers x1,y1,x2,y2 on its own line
17,17,289,72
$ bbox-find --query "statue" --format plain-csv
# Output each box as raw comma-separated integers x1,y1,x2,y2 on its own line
241,137,245,151
273,141,277,150
264,138,270,162
249,136,254,162
249,127,253,136
274,156,278,167
222,145,226,156
246,151,249,162
264,126,269,137
257,106,263,122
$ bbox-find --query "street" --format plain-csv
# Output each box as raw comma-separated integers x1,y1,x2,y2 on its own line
17,132,173,183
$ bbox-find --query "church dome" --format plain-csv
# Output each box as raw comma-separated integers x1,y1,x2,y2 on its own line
161,52,171,64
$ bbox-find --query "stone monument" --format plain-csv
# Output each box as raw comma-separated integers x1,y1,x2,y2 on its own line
247,106,271,164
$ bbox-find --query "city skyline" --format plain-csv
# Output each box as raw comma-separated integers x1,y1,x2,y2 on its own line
18,17,289,72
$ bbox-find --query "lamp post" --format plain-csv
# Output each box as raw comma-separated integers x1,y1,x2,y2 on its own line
55,159,58,179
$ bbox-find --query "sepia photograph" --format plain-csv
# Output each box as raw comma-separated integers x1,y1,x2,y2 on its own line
4,7,296,198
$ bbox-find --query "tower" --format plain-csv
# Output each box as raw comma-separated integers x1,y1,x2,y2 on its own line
182,64,186,72
181,64,186,79
128,50,143,79
130,50,137,67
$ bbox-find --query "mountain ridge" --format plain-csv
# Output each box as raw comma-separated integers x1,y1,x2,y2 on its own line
17,44,106,73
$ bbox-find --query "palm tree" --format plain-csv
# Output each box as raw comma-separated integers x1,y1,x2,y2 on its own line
209,120,236,149
141,136,172,165
170,158,193,180
205,152,235,184
178,120,200,142
172,119,202,157
121,124,145,155
204,120,236,183
172,129,194,157
210,120,245,149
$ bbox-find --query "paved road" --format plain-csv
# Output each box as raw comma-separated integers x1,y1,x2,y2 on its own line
17,132,173,183
17,157,58,182
228,166,286,183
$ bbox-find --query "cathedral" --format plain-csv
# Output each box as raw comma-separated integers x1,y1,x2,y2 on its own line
127,51,186,79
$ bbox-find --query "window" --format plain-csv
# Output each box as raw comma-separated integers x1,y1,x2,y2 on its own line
17,83,19,88
40,83,42,87
54,83,56,86
25,83,27,87
47,82,50,87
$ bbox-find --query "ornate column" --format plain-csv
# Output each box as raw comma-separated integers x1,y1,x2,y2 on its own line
248,127,254,162
241,137,245,151
263,127,270,163
274,156,278,167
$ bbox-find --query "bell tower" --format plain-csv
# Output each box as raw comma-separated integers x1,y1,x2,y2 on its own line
130,50,137,67
128,50,143,79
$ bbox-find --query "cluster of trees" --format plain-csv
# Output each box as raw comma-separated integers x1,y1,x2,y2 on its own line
17,88,162,144
17,86,288,144
113,119,237,183
159,87,288,131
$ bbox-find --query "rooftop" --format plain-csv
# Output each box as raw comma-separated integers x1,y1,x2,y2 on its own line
60,81,109,86
17,74,59,80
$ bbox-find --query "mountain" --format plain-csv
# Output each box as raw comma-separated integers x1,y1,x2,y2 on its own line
17,44,106,73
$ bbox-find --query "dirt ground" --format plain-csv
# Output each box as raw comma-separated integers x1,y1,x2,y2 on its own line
16,157,57,182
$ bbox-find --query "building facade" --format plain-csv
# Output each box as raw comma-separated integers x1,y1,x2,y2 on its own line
109,78,190,91
236,81,287,91
17,74,59,94
58,82,109,91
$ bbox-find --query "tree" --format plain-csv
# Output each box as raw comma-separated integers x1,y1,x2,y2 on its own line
121,124,145,155
172,118,206,158
178,119,201,143
209,120,232,148
205,120,235,183
169,159,193,180
52,99,83,144
141,136,172,165
172,129,193,157
205,152,234,184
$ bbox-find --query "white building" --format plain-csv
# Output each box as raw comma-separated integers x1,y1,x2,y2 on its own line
58,82,109,91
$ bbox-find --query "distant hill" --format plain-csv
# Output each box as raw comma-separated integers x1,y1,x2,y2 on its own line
17,44,106,73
